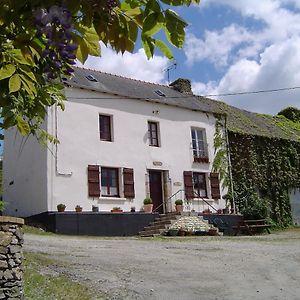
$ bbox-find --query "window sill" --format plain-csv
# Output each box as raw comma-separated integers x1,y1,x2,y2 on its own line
99,197,126,201
192,198,215,202
193,156,209,163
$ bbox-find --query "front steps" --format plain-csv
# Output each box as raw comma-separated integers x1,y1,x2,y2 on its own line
139,212,179,237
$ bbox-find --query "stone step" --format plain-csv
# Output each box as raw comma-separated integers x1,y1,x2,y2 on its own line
139,229,161,236
144,224,168,231
154,215,179,222
149,220,172,226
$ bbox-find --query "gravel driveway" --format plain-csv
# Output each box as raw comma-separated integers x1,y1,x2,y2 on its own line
24,229,300,300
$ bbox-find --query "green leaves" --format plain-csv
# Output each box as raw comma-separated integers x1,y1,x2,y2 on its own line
74,25,101,63
9,74,21,93
16,115,30,136
0,64,16,80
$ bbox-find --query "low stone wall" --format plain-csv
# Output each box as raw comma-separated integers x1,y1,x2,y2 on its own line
0,216,24,300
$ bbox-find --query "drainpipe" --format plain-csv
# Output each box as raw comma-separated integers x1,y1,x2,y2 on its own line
224,116,236,214
55,105,72,177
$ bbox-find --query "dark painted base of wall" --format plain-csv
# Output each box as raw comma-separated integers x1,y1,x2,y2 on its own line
26,212,159,236
200,213,243,235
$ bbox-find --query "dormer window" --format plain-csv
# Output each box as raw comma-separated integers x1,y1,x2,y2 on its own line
154,90,166,97
86,75,98,82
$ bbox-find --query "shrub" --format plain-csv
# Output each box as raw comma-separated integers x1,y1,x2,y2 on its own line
0,200,5,212
143,197,152,205
240,196,270,220
175,199,183,205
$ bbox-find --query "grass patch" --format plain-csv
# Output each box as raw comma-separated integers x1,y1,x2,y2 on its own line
24,252,94,300
23,225,54,236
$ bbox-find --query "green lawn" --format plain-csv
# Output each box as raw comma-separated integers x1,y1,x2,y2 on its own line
24,252,95,300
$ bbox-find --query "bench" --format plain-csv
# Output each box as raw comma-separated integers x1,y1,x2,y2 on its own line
233,219,272,236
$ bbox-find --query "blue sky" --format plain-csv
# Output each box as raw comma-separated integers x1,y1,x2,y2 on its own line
81,0,300,115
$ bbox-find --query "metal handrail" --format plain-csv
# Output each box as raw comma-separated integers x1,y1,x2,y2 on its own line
153,189,185,213
152,189,218,213
192,191,218,212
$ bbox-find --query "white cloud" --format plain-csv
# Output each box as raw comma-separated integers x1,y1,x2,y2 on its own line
192,37,300,114
185,25,252,67
190,0,300,114
76,44,169,84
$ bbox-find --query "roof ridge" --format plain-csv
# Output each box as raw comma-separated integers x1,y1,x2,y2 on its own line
74,66,170,88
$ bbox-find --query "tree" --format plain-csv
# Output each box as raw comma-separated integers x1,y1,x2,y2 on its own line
277,106,300,123
0,0,200,142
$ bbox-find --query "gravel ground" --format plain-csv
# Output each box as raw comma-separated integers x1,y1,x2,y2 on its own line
24,229,300,300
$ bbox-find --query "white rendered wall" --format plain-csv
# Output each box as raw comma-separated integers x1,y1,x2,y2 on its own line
3,128,48,217
46,87,226,213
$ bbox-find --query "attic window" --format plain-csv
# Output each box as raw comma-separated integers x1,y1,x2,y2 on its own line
154,90,166,97
86,75,98,82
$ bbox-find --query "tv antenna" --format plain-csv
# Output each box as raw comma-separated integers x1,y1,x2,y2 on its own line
164,60,177,84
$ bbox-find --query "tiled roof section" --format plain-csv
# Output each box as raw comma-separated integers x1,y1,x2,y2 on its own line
68,67,300,141
68,67,222,114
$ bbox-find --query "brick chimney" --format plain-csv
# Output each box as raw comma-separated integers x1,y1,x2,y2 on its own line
169,78,192,94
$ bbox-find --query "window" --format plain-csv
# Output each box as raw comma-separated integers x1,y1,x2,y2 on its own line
99,114,112,141
101,167,119,197
191,128,208,161
193,172,207,198
148,121,159,147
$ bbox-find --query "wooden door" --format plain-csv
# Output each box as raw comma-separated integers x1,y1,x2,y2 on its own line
149,170,163,214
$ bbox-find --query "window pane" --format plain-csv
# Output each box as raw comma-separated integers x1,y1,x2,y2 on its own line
99,115,111,141
191,129,196,139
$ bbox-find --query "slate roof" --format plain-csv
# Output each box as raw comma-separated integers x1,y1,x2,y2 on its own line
67,67,300,142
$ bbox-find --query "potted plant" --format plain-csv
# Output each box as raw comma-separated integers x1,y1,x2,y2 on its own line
130,206,136,212
143,197,153,213
75,205,82,212
175,199,183,213
57,203,66,212
111,206,123,213
203,208,211,214
92,205,99,212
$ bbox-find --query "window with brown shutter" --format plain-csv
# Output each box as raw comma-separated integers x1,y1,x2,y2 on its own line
123,168,135,198
193,172,207,198
88,165,100,197
101,167,119,197
183,171,194,199
148,121,159,147
99,114,112,141
210,173,221,199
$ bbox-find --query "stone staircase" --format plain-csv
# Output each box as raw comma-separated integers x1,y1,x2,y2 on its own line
139,212,180,237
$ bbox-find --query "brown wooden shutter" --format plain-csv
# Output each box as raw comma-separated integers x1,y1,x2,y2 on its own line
123,168,135,198
184,171,194,199
88,165,100,197
210,173,221,199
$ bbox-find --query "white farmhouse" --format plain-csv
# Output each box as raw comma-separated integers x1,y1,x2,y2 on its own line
3,67,227,218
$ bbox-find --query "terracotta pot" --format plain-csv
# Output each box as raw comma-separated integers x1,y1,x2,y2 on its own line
75,207,82,213
57,207,65,213
178,229,185,236
111,209,123,213
144,204,153,213
208,228,218,236
175,205,183,213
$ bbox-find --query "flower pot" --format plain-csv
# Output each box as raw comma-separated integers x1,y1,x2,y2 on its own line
92,206,99,212
178,229,185,236
111,209,123,213
168,229,179,236
57,207,65,212
143,204,153,213
208,228,218,236
175,204,183,213
75,207,82,213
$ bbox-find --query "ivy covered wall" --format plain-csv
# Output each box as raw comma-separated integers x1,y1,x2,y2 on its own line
228,131,300,226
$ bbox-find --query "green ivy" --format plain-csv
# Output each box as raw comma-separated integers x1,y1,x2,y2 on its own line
228,132,299,227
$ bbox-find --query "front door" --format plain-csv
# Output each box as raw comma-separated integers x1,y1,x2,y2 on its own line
149,170,163,214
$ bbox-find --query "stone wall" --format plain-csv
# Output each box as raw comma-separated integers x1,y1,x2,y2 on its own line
0,216,24,300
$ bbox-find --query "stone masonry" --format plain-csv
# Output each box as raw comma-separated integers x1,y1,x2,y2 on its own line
0,216,24,300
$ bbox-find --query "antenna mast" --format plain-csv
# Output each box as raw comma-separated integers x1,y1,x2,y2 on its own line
164,60,177,84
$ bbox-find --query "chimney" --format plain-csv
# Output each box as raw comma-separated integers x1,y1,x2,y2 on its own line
169,78,192,94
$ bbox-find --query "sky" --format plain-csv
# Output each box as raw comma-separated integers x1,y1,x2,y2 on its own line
78,0,300,115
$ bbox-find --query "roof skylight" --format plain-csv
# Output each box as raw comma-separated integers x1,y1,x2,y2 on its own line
154,90,166,97
86,75,98,82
